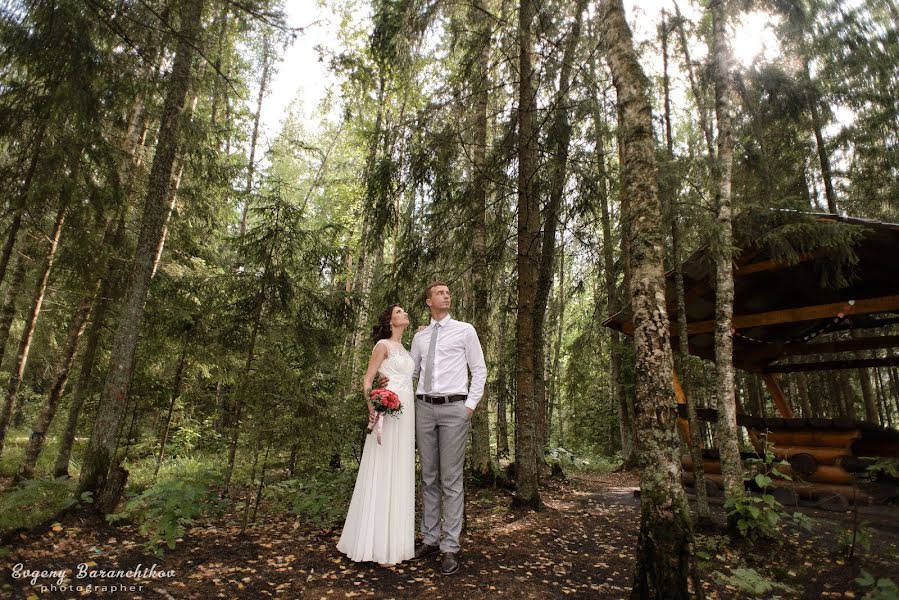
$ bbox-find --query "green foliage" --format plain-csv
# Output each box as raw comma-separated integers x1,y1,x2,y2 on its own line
168,417,212,457
838,521,873,559
865,459,899,480
694,533,731,562
107,463,225,555
789,511,814,532
544,446,621,473
0,477,87,535
856,570,899,600
264,468,357,530
725,493,782,541
727,436,801,541
713,567,797,596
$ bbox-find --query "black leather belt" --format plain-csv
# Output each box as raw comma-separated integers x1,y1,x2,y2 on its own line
417,394,466,405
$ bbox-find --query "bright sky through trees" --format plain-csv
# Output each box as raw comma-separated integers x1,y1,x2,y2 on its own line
260,1,784,143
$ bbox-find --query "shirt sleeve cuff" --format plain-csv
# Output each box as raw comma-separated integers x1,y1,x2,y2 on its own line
464,399,478,410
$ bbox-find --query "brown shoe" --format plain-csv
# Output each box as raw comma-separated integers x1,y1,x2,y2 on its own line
413,543,438,560
440,552,459,575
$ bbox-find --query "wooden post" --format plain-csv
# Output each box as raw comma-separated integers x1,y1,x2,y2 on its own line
762,373,795,418
672,370,692,442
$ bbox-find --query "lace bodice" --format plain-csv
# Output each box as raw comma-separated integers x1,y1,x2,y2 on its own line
376,339,414,390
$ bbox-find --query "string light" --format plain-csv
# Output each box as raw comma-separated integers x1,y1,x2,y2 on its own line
731,300,856,345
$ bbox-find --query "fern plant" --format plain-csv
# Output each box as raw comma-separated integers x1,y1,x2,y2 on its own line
107,466,224,555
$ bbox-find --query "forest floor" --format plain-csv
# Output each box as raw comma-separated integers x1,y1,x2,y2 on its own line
2,468,898,599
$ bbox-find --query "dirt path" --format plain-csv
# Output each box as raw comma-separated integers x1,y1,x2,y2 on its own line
2,471,896,599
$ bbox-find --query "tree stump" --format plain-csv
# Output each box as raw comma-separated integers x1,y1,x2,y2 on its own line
96,464,129,514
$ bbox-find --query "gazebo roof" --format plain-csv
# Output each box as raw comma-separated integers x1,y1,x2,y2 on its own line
604,213,899,373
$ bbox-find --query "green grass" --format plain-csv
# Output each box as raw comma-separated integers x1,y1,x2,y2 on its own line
0,477,81,537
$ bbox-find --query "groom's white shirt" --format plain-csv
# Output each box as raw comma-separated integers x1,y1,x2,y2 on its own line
411,314,487,411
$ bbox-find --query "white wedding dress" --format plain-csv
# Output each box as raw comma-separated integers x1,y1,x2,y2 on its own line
337,339,416,565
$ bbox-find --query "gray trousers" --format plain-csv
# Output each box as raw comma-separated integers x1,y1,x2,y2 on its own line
415,398,469,553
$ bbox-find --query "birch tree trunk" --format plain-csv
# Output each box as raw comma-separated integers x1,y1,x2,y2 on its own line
0,202,66,455
599,0,704,596
239,33,272,237
710,0,744,506
661,8,710,519
79,0,205,505
17,278,98,480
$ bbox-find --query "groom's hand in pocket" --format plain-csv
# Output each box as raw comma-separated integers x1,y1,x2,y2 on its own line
466,407,473,419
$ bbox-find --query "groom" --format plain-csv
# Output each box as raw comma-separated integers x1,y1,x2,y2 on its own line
410,281,486,575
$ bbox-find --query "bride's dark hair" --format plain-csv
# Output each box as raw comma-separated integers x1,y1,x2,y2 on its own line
371,304,400,343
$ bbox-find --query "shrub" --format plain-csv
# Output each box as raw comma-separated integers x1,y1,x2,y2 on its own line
725,493,782,541
713,567,797,596
264,467,356,529
107,463,224,555
856,570,899,600
0,477,87,536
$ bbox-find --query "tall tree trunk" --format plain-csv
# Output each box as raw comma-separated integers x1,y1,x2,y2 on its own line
344,77,387,395
590,63,634,466
222,198,283,495
547,241,567,444
662,8,709,520
513,0,541,510
839,370,856,419
239,34,272,237
795,372,813,417
805,60,838,214
154,342,190,475
672,2,715,158
467,0,495,480
0,125,45,288
710,0,744,506
78,0,205,504
889,368,899,421
874,367,891,428
54,217,124,478
17,279,98,480
496,286,510,458
0,252,29,366
858,365,878,424
599,1,704,597
0,202,66,455
534,0,586,455
852,331,878,423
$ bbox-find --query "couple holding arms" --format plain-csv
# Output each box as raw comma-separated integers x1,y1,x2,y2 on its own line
336,281,487,576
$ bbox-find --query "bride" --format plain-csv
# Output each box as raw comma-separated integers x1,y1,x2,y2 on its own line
336,304,416,566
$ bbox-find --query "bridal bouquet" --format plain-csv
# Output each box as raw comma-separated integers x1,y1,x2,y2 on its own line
368,388,402,444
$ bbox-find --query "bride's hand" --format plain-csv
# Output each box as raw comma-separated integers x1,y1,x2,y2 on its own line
378,375,390,387
367,402,377,423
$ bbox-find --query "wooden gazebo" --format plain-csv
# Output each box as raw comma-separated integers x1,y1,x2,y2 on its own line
604,213,899,508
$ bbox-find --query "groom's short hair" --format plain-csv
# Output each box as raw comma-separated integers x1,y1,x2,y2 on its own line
423,281,448,303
